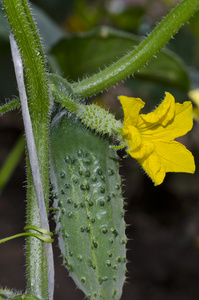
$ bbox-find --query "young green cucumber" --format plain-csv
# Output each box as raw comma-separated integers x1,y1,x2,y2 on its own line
50,111,126,300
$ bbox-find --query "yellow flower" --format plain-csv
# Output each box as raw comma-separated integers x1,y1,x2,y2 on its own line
118,92,195,185
188,89,199,121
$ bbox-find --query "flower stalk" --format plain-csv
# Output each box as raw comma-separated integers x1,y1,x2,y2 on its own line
50,83,123,137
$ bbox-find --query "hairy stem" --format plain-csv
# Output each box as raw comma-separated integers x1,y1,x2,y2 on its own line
0,98,20,115
2,0,53,299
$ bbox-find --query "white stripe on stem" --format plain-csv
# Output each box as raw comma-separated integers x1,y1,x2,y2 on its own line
10,33,54,300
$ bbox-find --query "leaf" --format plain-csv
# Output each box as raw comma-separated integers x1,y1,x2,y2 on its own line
0,42,18,100
0,3,64,47
49,26,190,90
110,7,145,31
0,3,65,100
31,4,65,51
0,135,25,195
137,49,190,90
31,0,74,23
0,8,9,41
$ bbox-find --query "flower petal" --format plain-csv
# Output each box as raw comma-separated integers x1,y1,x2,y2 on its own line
138,101,193,142
155,140,195,174
193,107,199,121
137,140,195,186
128,139,155,160
123,125,142,151
172,101,193,137
138,92,175,127
119,95,145,127
120,91,195,186
138,149,166,185
188,89,199,107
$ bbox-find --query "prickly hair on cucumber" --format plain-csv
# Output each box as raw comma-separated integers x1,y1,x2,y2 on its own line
50,110,126,300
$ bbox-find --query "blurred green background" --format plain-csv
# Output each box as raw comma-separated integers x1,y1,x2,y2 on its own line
1,0,199,299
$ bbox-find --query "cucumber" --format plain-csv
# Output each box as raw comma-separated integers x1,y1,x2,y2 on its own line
50,110,126,300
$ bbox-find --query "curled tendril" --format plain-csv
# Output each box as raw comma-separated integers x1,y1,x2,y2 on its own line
24,225,53,237
0,226,54,244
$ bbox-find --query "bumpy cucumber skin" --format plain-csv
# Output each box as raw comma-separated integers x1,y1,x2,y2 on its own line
50,111,126,300
78,104,123,136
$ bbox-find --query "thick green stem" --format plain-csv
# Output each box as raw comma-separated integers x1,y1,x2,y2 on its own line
2,0,52,299
72,0,199,98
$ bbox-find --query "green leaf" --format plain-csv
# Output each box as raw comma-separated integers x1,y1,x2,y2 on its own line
31,0,74,23
13,294,40,300
0,8,9,41
31,4,65,51
0,42,18,100
0,3,64,100
0,134,25,195
110,7,145,31
49,26,190,91
0,3,64,46
136,49,190,90
189,10,199,41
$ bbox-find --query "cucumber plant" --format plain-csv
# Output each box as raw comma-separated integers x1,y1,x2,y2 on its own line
0,0,198,299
